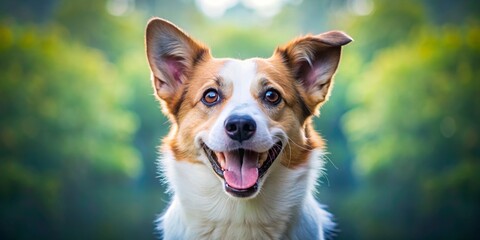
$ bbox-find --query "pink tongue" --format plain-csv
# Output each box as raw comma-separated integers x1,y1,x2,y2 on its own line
223,150,259,190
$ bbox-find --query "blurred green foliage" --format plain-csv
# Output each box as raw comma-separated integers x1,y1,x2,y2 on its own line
0,22,140,236
0,0,479,239
344,23,480,240
337,1,480,238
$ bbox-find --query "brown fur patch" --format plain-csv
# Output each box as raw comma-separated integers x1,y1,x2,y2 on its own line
163,58,229,164
255,58,325,169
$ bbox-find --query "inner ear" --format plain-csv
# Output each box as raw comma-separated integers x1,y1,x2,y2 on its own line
164,56,186,84
296,48,340,91
145,18,210,101
274,31,352,114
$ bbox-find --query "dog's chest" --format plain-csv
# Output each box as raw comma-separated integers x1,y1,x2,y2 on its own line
160,157,314,239
164,198,296,240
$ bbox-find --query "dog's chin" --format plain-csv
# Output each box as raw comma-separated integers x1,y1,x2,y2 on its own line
202,141,283,198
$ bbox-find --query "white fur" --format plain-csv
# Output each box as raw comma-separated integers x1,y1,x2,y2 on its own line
156,59,333,239
157,148,333,240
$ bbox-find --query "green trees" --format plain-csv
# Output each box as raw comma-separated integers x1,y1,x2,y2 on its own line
338,1,480,238
344,24,480,239
0,22,142,238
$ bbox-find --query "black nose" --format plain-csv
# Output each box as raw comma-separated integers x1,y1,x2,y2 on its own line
224,115,256,142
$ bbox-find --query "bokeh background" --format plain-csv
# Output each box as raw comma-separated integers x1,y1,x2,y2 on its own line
1,0,479,239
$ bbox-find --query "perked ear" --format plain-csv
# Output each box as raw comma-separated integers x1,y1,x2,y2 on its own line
275,31,352,115
145,18,210,102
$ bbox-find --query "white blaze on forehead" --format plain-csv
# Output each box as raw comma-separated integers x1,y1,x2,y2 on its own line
220,59,257,105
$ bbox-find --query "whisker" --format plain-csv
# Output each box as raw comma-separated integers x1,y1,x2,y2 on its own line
323,153,338,170
286,136,311,151
286,139,292,168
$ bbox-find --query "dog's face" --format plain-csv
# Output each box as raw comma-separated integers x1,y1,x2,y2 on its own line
145,18,351,198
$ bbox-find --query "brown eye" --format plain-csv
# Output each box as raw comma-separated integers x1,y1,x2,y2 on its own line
202,89,220,106
264,89,281,105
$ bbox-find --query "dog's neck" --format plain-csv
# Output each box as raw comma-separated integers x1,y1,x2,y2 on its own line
158,149,328,239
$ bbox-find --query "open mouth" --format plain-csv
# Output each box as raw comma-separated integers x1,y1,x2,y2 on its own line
202,142,283,198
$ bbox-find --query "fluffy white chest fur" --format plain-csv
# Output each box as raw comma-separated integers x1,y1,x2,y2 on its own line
157,150,334,240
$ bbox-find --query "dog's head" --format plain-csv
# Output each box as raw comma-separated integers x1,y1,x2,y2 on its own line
145,18,351,198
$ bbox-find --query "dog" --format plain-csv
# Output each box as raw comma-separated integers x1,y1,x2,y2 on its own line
145,18,352,240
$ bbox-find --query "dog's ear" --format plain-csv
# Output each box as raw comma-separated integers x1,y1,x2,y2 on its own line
145,18,210,102
274,31,352,115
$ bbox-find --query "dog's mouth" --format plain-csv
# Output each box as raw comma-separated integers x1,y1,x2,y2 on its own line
202,142,283,198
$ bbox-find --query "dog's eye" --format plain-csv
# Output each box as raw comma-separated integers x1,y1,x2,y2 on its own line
264,89,281,105
202,89,220,106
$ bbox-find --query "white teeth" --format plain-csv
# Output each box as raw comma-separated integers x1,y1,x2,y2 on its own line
258,152,268,167
215,152,226,170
